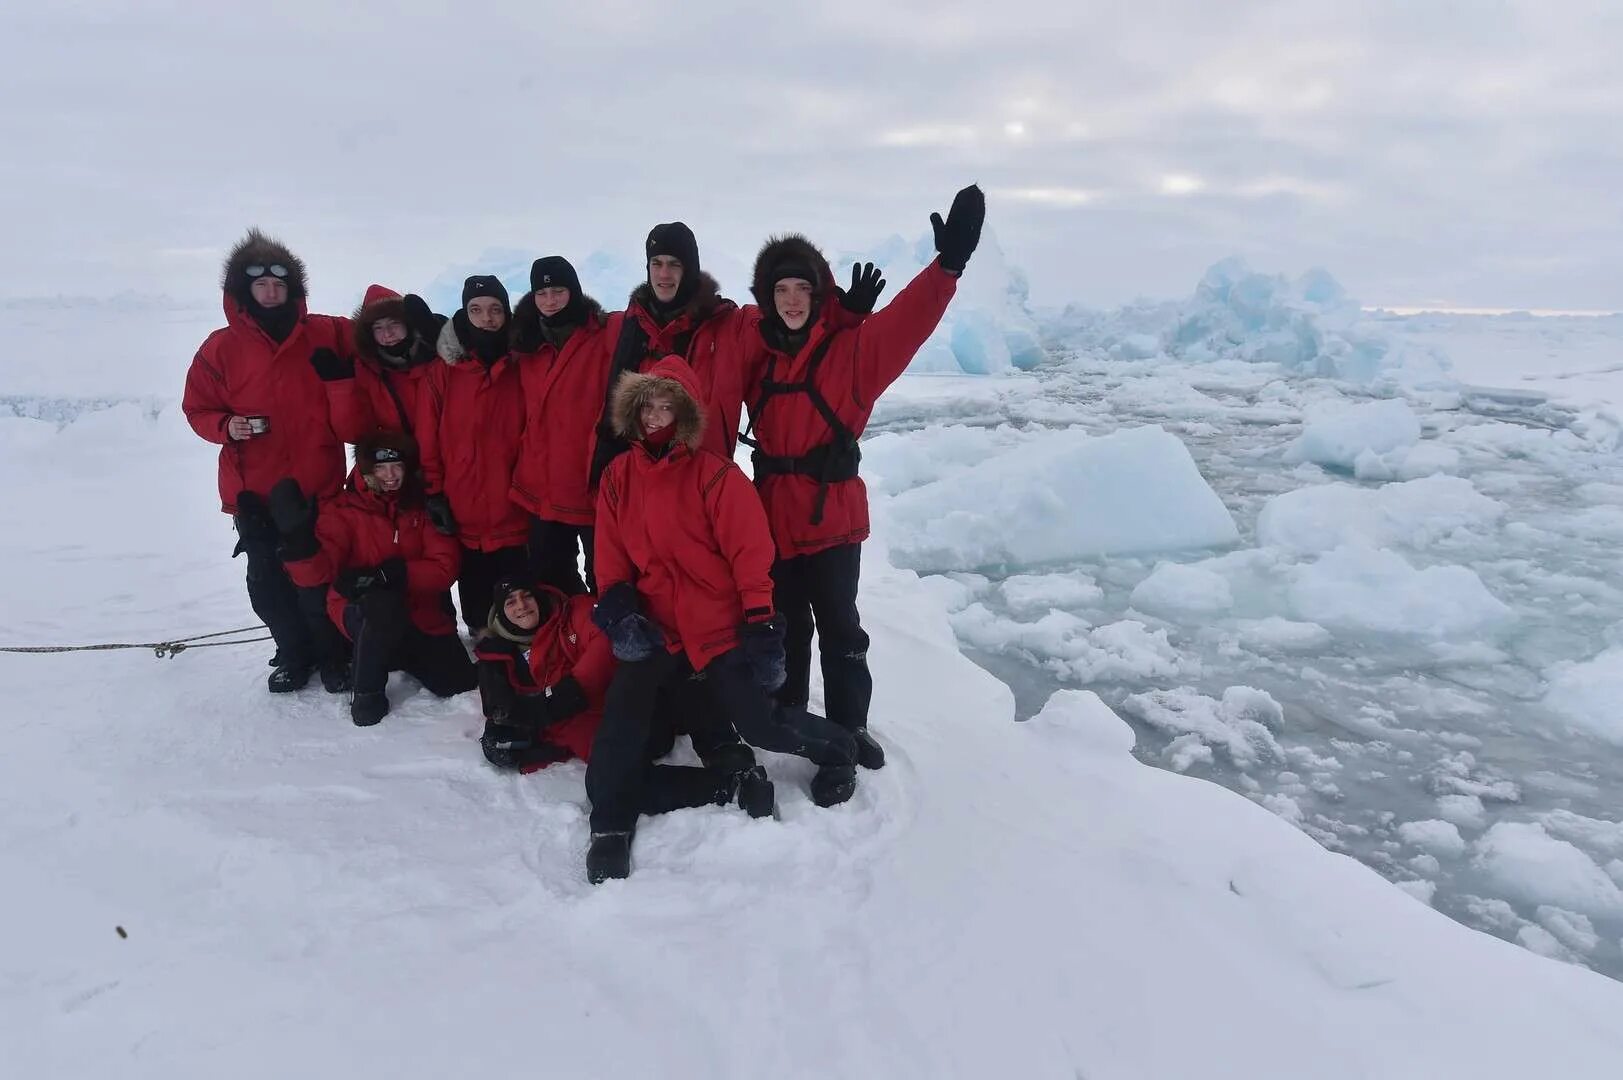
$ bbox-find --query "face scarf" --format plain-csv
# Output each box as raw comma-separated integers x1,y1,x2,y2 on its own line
246,296,298,343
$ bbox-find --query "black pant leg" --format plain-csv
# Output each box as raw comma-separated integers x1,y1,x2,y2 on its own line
807,544,873,733
771,554,815,710
708,652,855,767
528,516,588,596
664,667,756,774
457,544,527,633
586,651,680,834
242,536,313,667
297,583,349,666
400,627,477,697
639,764,726,816
343,593,410,695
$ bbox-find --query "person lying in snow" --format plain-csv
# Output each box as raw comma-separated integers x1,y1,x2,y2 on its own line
585,356,860,883
476,580,774,813
272,432,478,727
739,183,986,777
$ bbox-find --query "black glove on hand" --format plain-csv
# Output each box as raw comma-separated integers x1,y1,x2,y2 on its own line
267,478,319,561
232,491,278,555
402,294,442,342
308,347,355,382
740,616,787,692
335,557,404,600
840,262,887,315
424,493,457,536
930,183,986,274
374,555,407,592
591,582,666,662
542,675,589,721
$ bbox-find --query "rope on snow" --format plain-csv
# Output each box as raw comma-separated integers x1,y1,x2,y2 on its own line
0,625,272,660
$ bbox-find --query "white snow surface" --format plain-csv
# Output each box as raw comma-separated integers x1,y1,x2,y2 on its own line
6,408,1623,1077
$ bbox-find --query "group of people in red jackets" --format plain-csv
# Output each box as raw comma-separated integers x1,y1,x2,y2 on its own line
182,184,985,882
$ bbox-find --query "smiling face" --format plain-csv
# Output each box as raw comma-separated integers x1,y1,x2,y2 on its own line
502,588,540,630
648,255,683,304
372,317,407,348
639,394,677,436
773,278,815,331
371,460,405,493
466,296,507,330
534,286,571,318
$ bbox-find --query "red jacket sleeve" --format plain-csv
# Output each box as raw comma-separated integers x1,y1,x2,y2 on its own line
182,340,233,444
704,460,777,617
405,515,461,594
416,365,447,493
284,500,351,588
593,462,636,594
568,611,616,708
850,259,957,408
324,374,374,445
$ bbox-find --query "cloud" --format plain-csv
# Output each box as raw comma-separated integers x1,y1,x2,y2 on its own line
0,0,1619,314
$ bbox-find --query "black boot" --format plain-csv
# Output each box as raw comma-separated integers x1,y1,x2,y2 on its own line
726,765,776,819
267,661,313,693
587,831,632,884
351,691,389,727
810,764,857,808
320,657,353,694
853,728,886,770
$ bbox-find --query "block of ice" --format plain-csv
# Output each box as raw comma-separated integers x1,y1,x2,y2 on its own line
1287,545,1513,638
1544,647,1623,745
1472,822,1623,918
1398,820,1467,859
1129,561,1234,616
1257,475,1505,556
1285,399,1421,469
882,424,1239,572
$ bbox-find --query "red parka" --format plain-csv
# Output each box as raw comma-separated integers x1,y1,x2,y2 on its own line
182,233,350,514
595,357,777,672
592,274,760,484
283,481,462,637
324,284,436,444
508,293,613,526
416,318,529,552
474,588,614,763
743,236,957,558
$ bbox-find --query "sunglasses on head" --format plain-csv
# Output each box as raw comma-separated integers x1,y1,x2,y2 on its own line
244,264,289,279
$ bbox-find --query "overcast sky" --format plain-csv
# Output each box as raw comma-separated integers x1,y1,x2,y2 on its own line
3,0,1620,313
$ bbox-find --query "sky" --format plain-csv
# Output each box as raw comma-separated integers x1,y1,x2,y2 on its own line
2,0,1620,314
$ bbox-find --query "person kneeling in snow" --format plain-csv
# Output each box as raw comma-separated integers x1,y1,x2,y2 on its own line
585,357,859,883
271,433,478,726
476,580,773,810
740,183,985,776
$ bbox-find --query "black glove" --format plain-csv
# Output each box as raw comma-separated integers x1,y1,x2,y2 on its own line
739,616,787,692
840,262,887,315
591,582,666,662
402,294,442,342
334,557,406,600
424,493,457,536
541,675,589,721
267,477,319,561
231,491,278,555
930,183,986,274
308,347,354,382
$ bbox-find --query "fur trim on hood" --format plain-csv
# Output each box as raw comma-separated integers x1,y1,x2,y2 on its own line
511,292,605,353
354,429,425,500
628,271,727,325
221,228,308,306
609,356,706,449
350,285,435,368
750,233,834,309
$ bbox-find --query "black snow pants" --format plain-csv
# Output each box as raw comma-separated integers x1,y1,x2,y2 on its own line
456,544,527,634
772,542,873,734
237,529,345,670
526,515,595,597
342,592,477,698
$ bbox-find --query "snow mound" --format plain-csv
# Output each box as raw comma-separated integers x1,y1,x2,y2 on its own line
1288,545,1513,638
1472,822,1623,919
1284,398,1421,469
1398,819,1468,859
881,424,1239,572
1544,647,1623,745
1120,686,1285,770
1257,475,1506,555
998,571,1104,614
1164,258,1451,386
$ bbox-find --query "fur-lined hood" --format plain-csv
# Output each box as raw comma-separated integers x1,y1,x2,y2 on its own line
351,429,425,502
221,228,308,308
608,355,706,449
351,284,437,369
511,291,605,353
628,271,729,325
750,233,835,310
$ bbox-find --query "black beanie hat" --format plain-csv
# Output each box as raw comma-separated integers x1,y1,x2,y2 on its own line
530,256,581,296
462,274,511,314
769,258,819,291
645,222,700,279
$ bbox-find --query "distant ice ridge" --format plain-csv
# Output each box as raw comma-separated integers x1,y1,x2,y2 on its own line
1050,257,1454,388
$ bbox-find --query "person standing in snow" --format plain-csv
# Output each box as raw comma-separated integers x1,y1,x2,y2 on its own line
415,275,530,633
508,257,612,595
741,184,985,777
585,356,859,883
270,432,476,726
182,229,353,694
476,581,773,816
587,223,760,489
311,285,445,445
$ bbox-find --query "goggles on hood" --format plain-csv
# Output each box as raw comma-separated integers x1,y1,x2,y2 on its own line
370,447,404,464
245,264,289,280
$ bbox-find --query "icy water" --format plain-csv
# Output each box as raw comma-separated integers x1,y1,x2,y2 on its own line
871,358,1623,981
